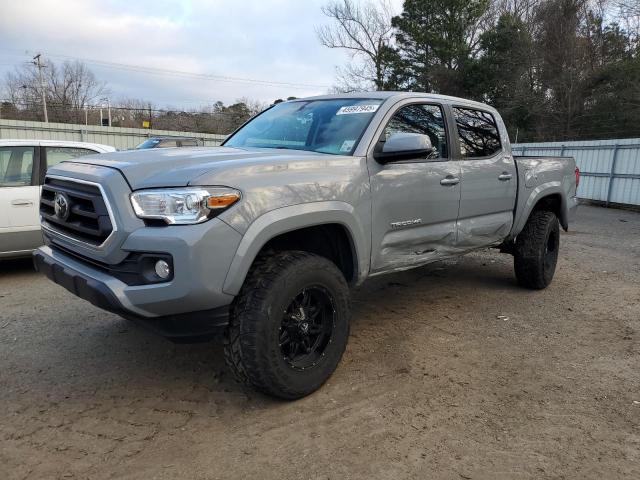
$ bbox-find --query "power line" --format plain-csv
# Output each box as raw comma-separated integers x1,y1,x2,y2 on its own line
23,50,331,90
1,99,264,117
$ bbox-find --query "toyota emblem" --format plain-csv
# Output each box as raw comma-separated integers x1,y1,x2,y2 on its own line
53,192,70,221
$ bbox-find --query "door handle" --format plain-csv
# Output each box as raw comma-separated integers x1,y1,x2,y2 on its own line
440,176,460,186
11,199,34,206
498,172,513,181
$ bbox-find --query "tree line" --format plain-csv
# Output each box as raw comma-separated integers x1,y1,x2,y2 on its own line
318,0,640,142
0,59,269,134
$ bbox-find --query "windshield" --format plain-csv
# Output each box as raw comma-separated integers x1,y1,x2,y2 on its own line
223,98,384,155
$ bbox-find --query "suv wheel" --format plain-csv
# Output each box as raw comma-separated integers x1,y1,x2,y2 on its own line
514,210,560,289
224,251,351,399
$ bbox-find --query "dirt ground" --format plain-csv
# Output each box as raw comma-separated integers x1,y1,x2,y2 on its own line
1,204,638,480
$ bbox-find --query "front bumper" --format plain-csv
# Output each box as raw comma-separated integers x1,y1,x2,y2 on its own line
34,246,231,340
35,246,123,312
35,212,245,340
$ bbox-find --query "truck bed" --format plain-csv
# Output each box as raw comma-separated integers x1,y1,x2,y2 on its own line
510,155,578,237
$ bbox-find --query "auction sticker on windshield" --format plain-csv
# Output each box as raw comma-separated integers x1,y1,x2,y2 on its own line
336,105,380,115
340,140,356,152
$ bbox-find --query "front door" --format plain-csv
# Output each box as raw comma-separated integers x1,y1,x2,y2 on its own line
452,107,517,248
0,145,42,254
369,102,462,274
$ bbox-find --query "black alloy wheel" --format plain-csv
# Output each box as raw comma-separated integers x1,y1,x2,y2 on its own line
279,286,336,370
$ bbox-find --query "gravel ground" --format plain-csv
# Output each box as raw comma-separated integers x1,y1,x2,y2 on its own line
1,204,639,480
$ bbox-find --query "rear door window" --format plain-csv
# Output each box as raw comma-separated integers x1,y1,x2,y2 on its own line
453,108,502,158
0,146,35,187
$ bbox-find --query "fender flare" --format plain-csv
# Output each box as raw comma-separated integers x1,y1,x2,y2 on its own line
222,201,370,296
511,181,569,237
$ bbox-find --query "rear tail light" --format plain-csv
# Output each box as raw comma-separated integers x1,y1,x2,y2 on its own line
575,166,580,189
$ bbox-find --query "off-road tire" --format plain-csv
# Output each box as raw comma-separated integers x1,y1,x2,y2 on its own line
514,210,560,289
223,251,351,400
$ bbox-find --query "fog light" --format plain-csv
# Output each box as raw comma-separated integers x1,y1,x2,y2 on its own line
154,260,171,279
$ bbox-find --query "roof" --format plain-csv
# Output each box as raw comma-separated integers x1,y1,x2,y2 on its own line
297,91,494,111
0,139,115,152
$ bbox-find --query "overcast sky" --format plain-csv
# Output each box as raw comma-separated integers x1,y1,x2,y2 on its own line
0,0,403,109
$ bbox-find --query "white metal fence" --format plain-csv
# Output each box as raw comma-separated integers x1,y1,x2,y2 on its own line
513,138,640,207
0,119,226,150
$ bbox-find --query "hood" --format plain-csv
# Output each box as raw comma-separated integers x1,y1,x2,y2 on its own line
67,146,334,190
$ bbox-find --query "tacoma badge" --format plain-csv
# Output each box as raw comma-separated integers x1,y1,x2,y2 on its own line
390,218,422,229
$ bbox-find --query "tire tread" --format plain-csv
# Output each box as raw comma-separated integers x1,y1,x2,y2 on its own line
514,210,559,289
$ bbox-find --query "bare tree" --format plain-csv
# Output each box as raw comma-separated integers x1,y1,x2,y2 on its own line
614,0,640,16
491,0,543,23
613,0,640,46
237,96,269,117
316,0,396,91
4,67,42,106
3,58,108,123
49,61,108,112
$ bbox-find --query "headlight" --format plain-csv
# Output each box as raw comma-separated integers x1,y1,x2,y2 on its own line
130,187,241,225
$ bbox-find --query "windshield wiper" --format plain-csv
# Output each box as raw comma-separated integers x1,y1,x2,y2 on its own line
263,145,307,151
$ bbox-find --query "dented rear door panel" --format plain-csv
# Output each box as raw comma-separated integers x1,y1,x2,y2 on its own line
457,153,517,248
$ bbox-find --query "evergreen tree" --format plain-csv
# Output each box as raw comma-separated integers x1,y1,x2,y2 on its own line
391,0,490,95
466,13,542,140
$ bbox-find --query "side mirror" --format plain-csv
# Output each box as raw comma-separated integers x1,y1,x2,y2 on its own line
374,132,435,163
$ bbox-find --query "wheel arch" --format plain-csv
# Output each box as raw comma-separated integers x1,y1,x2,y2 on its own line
222,202,369,296
532,193,566,229
511,183,569,238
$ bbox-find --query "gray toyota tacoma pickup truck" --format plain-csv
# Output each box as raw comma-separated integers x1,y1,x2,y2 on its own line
34,92,579,399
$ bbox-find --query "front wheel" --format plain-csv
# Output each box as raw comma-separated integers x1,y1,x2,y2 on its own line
224,251,351,399
514,210,560,289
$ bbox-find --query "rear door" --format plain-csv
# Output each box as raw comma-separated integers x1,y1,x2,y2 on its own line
453,107,517,248
369,101,462,273
0,145,42,254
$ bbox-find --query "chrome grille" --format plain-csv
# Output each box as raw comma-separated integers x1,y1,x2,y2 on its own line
40,176,114,247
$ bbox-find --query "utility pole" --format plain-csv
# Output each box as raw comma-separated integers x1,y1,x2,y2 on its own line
32,54,48,123
105,97,111,127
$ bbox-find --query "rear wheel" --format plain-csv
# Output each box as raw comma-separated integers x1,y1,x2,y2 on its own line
514,210,560,289
224,251,350,399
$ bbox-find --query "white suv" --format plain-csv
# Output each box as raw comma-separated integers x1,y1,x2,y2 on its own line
0,140,115,259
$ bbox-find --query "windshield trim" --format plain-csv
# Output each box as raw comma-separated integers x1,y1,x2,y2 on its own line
221,98,385,156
